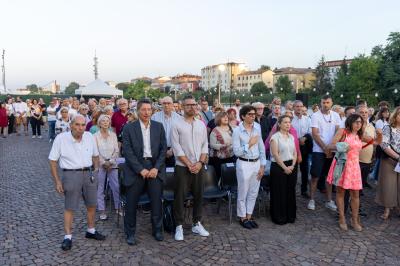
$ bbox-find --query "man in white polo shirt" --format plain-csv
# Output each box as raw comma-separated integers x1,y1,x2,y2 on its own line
308,95,341,211
49,115,105,251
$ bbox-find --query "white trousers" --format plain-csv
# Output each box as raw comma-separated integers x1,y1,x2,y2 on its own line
236,159,261,218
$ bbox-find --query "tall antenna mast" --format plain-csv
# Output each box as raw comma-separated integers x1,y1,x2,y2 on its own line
93,50,98,80
1,49,5,93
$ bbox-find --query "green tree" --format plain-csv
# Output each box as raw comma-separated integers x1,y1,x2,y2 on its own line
26,84,39,93
274,75,293,99
250,81,268,96
334,55,379,106
124,80,166,100
314,55,332,95
259,65,271,71
375,32,400,106
64,82,80,94
116,82,130,92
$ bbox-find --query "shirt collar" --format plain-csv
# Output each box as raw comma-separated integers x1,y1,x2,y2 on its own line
139,119,151,129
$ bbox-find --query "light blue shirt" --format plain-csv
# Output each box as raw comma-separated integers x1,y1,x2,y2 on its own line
151,111,181,147
232,122,266,166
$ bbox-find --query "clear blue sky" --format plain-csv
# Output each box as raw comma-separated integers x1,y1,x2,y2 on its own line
1,0,399,90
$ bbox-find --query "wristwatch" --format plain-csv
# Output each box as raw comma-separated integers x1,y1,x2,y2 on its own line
199,161,206,166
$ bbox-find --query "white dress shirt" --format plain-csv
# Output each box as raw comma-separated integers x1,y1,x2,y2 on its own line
140,120,152,158
13,102,28,117
48,131,99,169
292,114,311,138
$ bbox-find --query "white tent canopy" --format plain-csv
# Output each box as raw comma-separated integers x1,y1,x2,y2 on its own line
75,79,123,97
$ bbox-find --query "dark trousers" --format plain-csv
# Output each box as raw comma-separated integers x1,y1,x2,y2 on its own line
124,161,163,237
173,165,205,226
8,115,14,134
48,120,56,140
165,148,175,167
360,162,371,187
299,145,309,193
270,161,297,225
30,118,41,136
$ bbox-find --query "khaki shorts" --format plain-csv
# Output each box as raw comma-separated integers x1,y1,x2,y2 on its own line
42,116,48,123
62,170,98,211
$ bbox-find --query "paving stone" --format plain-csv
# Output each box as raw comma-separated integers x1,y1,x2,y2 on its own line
1,134,400,265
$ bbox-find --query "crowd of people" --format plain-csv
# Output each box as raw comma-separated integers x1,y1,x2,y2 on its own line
1,94,399,250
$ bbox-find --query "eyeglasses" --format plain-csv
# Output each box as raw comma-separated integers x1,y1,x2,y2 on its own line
184,104,197,108
354,120,363,124
246,112,256,116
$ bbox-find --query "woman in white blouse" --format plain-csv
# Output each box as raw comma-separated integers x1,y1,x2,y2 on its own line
269,115,297,225
94,114,120,220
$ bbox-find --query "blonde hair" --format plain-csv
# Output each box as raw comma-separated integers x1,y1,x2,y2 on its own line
389,107,400,128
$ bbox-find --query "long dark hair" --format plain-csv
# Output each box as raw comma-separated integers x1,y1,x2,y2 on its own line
377,107,390,122
345,114,363,139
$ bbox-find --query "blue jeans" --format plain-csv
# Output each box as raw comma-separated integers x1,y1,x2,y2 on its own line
48,120,56,140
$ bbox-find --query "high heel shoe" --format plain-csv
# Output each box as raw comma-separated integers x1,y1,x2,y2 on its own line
380,209,390,220
350,220,363,232
339,222,348,231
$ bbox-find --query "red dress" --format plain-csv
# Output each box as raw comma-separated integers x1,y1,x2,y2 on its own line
0,108,8,127
327,133,363,190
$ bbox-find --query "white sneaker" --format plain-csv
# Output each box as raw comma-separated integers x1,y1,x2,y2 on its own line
38,135,42,139
175,225,184,241
192,222,209,237
325,200,337,211
32,135,36,139
99,213,108,220
307,200,315,210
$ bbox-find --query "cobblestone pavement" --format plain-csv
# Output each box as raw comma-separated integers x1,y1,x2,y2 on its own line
1,134,400,266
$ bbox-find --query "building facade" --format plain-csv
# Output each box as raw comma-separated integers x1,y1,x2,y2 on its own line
200,62,247,92
273,67,316,93
324,58,352,85
236,69,274,91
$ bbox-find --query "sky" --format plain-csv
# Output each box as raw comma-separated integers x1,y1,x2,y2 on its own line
1,0,399,90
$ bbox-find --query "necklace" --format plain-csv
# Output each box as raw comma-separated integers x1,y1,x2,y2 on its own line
322,111,332,123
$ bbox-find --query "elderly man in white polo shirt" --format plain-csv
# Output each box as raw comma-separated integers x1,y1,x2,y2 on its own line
49,115,105,251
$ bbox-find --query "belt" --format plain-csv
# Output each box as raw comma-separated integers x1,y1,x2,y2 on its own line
62,167,93,172
238,157,259,162
143,157,153,161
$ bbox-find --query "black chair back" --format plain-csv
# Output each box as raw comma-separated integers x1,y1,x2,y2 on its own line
221,163,237,190
203,165,218,191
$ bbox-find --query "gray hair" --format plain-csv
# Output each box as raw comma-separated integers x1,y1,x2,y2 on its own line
117,98,128,105
104,105,114,113
162,96,173,103
79,103,89,110
97,114,111,127
293,100,303,106
59,106,69,113
252,102,264,108
70,114,86,124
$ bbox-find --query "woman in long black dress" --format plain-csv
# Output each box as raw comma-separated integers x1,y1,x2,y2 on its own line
269,115,298,225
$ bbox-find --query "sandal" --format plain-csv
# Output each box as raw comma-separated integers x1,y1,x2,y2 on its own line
380,209,390,220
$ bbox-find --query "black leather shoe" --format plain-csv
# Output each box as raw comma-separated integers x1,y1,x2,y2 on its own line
249,219,259,229
61,238,72,251
126,235,136,246
85,231,106,241
153,230,164,241
239,219,253,229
